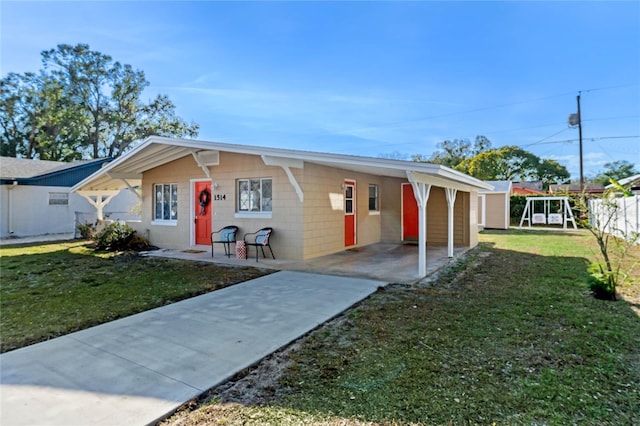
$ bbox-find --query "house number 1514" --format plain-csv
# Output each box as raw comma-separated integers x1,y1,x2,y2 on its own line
214,194,227,201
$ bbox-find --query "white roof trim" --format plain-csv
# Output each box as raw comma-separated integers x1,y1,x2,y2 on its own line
72,136,493,193
605,174,640,188
479,180,511,194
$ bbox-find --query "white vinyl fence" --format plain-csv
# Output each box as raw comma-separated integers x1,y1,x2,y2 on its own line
588,195,640,243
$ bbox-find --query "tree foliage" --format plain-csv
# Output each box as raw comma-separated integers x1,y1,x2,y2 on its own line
413,135,491,167
413,136,569,187
458,145,569,186
580,185,639,300
1,43,199,160
592,160,639,185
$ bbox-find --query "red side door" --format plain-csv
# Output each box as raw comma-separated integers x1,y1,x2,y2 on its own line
402,183,419,241
344,180,356,246
195,181,212,245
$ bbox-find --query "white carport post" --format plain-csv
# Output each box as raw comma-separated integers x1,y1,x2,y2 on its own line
77,191,120,220
445,187,457,258
408,172,431,277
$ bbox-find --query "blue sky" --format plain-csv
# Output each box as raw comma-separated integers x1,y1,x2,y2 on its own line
2,1,639,180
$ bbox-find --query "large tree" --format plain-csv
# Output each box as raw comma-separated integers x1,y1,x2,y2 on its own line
412,135,569,187
592,160,639,185
458,145,570,187
1,43,199,160
413,135,492,168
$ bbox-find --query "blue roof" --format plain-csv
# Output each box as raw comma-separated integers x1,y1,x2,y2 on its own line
0,157,112,187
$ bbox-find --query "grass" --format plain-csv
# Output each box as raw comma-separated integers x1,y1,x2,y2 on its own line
0,240,270,352
163,229,640,425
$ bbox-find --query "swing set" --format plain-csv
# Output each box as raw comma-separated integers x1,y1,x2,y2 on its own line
519,196,577,230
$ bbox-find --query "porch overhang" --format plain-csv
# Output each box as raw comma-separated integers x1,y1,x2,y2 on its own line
70,136,493,279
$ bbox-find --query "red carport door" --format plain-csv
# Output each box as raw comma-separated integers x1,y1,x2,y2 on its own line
402,183,418,241
195,181,212,245
344,180,356,246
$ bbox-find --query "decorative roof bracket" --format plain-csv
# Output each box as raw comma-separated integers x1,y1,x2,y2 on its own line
261,155,304,203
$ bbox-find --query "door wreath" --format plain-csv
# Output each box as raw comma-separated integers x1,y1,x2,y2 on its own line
199,188,211,215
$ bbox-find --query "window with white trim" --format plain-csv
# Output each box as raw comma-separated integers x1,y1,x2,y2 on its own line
368,184,379,212
237,178,272,213
154,183,178,221
48,192,69,205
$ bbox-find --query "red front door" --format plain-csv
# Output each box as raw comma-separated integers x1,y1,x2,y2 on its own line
344,180,356,246
195,181,212,245
402,183,419,241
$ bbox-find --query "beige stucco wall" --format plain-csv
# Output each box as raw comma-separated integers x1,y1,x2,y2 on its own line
301,163,384,259
426,187,447,244
484,193,508,229
380,179,405,243
455,191,471,246
140,153,304,259
137,151,481,259
141,156,203,249
468,191,479,248
424,188,470,246
210,152,303,260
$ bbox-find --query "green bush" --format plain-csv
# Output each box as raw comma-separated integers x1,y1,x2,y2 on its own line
126,234,152,251
77,221,97,239
587,262,616,301
94,222,136,251
510,195,528,224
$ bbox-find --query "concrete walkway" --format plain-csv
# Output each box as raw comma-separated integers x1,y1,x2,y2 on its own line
0,271,384,426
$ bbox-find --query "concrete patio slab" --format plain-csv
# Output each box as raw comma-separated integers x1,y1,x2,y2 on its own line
0,271,383,426
147,242,468,284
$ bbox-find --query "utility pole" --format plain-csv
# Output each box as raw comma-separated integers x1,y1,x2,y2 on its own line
577,92,584,191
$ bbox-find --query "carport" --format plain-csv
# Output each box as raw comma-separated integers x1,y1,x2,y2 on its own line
144,242,470,284
72,136,492,280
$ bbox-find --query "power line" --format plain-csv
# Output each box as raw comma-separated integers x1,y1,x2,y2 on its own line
523,127,573,147
530,135,640,145
579,83,640,94
358,83,640,133
582,114,640,123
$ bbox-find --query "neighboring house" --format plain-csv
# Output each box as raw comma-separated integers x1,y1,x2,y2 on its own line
0,157,139,238
549,183,605,195
72,136,492,277
478,180,512,230
511,184,545,196
512,181,543,194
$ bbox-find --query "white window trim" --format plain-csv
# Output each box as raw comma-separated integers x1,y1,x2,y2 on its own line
237,177,272,214
368,183,380,214
153,183,179,223
234,212,272,219
151,220,178,226
48,192,69,206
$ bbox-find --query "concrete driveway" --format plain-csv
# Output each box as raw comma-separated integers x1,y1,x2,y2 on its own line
0,271,384,426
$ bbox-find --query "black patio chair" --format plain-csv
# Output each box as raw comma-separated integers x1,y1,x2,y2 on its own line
211,225,239,258
243,227,275,262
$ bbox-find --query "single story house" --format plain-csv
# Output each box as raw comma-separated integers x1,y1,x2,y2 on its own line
511,184,545,196
478,181,512,230
0,157,138,239
549,182,605,195
72,136,493,277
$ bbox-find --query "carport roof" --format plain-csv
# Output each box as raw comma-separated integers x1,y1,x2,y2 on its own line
71,136,493,193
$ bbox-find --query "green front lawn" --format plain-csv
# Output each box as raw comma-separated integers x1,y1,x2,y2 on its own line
163,229,640,425
0,241,269,352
